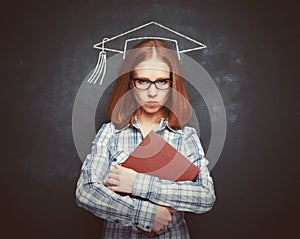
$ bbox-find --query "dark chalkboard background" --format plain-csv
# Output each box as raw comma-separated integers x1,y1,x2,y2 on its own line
2,0,299,238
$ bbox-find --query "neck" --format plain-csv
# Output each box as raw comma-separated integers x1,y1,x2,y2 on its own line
136,109,162,137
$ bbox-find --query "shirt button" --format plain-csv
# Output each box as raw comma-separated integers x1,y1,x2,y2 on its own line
146,226,150,229
134,222,139,226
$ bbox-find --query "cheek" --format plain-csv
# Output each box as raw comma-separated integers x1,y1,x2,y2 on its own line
133,89,144,103
161,90,170,103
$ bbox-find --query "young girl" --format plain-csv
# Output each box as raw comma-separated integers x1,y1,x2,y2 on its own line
76,39,216,238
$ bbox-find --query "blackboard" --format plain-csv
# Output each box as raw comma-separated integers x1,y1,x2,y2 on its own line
2,0,299,238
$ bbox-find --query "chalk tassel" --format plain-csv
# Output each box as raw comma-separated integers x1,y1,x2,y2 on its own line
87,51,107,85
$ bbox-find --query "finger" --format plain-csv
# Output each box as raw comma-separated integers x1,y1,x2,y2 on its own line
167,208,179,215
157,227,164,234
156,224,165,231
110,167,120,174
152,228,162,234
107,172,119,180
105,178,118,187
107,186,119,192
115,164,122,169
117,165,136,173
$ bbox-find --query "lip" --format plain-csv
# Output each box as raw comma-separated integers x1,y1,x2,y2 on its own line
145,101,159,107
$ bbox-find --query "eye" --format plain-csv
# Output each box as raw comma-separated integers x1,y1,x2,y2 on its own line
136,79,148,85
157,79,168,85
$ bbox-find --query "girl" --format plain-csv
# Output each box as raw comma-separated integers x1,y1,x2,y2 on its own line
76,39,216,238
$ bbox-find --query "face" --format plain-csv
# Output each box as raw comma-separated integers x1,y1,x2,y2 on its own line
132,58,171,118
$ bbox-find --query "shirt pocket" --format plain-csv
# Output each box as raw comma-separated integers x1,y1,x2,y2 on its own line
108,150,129,172
180,141,194,162
111,150,129,164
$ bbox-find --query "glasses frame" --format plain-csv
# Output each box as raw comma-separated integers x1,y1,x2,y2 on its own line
132,78,172,90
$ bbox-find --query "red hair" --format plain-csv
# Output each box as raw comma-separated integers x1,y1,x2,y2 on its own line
108,39,192,129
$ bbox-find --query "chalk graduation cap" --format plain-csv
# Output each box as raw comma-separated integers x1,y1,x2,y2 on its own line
87,21,207,85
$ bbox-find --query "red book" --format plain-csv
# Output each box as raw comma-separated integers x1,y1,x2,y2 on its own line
122,130,200,182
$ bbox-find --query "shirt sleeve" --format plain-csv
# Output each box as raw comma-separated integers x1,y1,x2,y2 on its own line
132,127,216,213
75,123,156,232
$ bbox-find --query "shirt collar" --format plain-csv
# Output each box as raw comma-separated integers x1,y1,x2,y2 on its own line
114,123,130,133
114,117,183,135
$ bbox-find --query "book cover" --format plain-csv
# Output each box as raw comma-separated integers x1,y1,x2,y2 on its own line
122,130,200,182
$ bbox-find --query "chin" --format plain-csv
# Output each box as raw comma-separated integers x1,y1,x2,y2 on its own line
141,106,161,115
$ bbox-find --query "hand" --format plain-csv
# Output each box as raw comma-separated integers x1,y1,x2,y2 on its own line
152,205,173,234
106,165,137,194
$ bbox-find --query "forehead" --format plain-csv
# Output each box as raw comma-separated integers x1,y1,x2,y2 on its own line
133,59,170,78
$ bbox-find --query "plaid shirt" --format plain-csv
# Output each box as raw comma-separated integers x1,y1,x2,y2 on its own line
76,119,216,239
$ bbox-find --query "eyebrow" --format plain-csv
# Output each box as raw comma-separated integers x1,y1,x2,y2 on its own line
132,77,171,81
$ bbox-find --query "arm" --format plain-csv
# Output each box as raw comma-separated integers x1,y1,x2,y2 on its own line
75,123,156,232
131,127,216,213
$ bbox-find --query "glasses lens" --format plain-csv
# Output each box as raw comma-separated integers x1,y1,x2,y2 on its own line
134,79,150,89
155,79,171,89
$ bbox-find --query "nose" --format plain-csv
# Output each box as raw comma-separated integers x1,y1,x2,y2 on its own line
147,83,158,97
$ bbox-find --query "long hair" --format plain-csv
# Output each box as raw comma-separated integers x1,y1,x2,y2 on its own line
108,39,192,129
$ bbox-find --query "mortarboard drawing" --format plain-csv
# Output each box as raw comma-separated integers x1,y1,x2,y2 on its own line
87,21,207,85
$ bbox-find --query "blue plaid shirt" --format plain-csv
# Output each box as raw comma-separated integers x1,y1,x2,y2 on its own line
76,119,216,239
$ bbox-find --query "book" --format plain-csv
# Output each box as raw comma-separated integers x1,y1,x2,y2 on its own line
122,130,200,182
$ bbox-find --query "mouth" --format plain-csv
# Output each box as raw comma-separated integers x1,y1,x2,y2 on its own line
145,101,159,107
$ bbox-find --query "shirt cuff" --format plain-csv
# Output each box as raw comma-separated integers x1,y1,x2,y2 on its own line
132,173,160,200
131,199,157,232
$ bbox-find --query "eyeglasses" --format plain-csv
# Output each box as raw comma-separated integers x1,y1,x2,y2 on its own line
132,78,172,90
